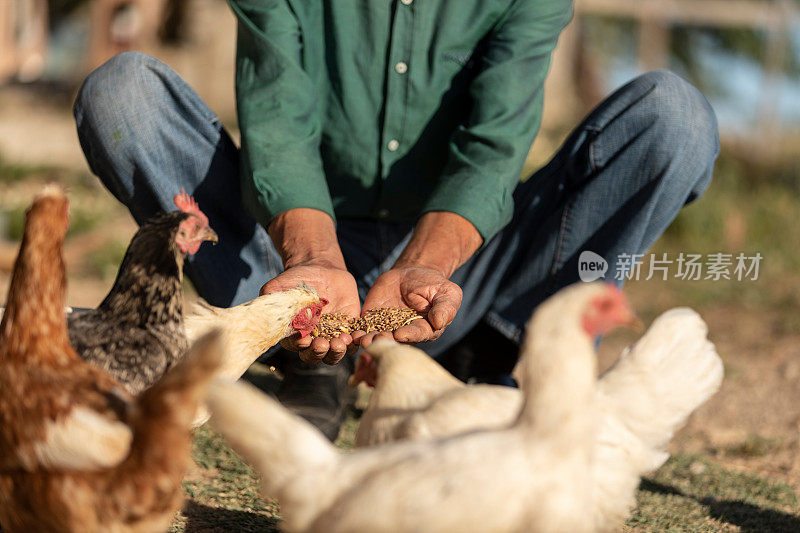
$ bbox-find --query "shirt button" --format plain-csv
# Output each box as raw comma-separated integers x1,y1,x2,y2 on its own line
394,62,408,74
387,139,399,151
377,209,390,219
400,0,413,5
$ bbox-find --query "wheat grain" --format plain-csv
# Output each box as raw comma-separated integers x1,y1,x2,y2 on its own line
311,307,423,339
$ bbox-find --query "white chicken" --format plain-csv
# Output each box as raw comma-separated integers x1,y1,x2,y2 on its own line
184,284,325,425
350,339,465,447
353,307,723,530
206,282,638,533
184,284,324,381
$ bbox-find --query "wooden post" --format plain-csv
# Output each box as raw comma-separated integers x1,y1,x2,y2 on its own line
16,0,48,82
576,0,788,29
0,0,13,82
0,0,48,83
87,0,167,70
756,0,791,155
638,0,670,71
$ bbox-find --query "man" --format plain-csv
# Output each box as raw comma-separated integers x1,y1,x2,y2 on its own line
73,0,719,441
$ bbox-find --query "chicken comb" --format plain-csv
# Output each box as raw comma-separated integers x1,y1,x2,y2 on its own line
173,189,209,226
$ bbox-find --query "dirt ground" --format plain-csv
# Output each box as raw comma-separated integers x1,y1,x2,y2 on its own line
672,303,800,489
599,282,800,494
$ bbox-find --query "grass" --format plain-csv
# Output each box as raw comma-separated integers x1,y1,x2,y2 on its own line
620,150,800,335
173,426,280,532
628,455,800,532
0,155,100,192
86,239,129,279
0,156,55,184
0,157,134,280
0,161,117,243
724,435,784,459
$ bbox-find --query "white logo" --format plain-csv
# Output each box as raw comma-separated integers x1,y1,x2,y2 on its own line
578,251,608,282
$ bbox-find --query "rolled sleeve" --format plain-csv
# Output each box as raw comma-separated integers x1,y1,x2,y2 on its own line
229,0,334,228
422,0,574,242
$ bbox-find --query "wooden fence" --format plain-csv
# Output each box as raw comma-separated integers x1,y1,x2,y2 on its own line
567,0,799,156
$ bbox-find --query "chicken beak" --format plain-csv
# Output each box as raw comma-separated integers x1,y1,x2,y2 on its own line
202,227,219,244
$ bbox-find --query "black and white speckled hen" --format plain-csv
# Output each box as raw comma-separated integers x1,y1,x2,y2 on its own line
67,191,218,395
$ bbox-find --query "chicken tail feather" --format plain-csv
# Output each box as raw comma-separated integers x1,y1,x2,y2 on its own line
598,307,724,455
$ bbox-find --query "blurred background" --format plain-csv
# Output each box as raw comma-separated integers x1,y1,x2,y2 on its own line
2,0,800,528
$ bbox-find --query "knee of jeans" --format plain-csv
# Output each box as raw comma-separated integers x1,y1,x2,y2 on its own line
73,52,169,142
641,70,720,155
640,70,719,194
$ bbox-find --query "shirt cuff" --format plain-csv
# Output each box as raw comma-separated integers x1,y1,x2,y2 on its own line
421,173,514,244
241,172,336,230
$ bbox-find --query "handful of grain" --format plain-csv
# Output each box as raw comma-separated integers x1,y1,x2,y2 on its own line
311,313,359,340
359,307,423,333
311,307,423,339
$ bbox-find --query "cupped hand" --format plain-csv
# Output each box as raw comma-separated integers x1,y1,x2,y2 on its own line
355,266,462,347
261,262,361,365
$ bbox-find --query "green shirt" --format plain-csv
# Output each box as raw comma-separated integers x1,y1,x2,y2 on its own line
231,0,573,243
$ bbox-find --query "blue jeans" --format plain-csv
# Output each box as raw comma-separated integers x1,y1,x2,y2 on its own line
73,52,719,358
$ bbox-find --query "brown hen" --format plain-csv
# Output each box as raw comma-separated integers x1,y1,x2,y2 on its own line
0,185,223,533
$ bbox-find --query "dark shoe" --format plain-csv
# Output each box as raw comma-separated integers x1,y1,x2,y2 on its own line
276,354,356,442
437,321,519,386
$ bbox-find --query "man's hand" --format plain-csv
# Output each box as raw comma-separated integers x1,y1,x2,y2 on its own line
356,266,462,346
357,211,481,348
261,263,360,365
264,208,360,365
